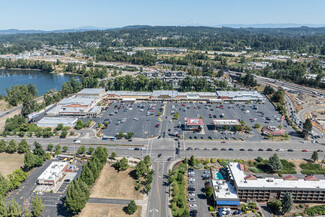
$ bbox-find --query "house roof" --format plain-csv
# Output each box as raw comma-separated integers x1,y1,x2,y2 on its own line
283,175,298,181
245,175,257,180
304,176,319,181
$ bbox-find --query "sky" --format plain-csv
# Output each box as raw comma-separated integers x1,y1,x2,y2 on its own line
1,0,325,30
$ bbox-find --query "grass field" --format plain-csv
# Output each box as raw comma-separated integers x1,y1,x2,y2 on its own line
79,203,141,217
0,153,24,177
0,100,11,112
90,165,142,200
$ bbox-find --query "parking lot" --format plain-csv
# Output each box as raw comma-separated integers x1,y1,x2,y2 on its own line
81,98,297,142
188,169,211,217
83,102,164,138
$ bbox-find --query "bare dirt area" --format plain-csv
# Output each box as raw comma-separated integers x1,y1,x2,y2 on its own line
79,203,141,217
0,100,11,112
90,164,143,200
0,153,24,177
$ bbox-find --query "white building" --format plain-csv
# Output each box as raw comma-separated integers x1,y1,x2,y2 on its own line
37,117,78,127
37,162,69,185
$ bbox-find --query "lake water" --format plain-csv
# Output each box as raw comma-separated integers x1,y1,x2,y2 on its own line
0,69,79,96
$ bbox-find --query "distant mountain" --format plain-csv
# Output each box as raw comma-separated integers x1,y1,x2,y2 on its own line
0,26,109,35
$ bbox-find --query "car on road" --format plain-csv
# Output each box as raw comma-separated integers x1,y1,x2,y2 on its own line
288,149,294,152
317,149,324,152
276,148,283,152
212,148,218,150
204,148,211,151
221,141,226,143
203,171,210,174
134,148,140,150
258,148,264,151
194,136,197,139
37,192,44,195
189,136,192,139
194,147,200,150
187,147,193,151
167,157,172,161
240,148,245,151
188,198,196,202
248,148,253,151
221,148,226,151
228,148,234,151
267,148,273,151
200,136,204,139
302,149,308,152
158,154,161,157
74,139,81,144
128,147,134,150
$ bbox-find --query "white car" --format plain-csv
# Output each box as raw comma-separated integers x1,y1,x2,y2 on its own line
276,148,283,152
190,204,197,208
128,147,134,150
188,198,196,202
189,192,195,197
189,178,195,182
74,140,81,144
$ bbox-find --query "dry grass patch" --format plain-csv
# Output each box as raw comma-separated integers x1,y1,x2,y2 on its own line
0,100,11,112
0,153,24,177
79,203,141,217
91,164,142,200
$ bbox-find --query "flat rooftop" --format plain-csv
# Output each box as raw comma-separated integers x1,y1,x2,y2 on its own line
38,162,68,181
213,119,241,126
77,88,105,95
228,162,325,190
38,117,78,125
217,91,264,100
186,118,204,126
211,179,239,200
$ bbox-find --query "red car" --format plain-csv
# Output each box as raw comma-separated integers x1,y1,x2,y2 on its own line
220,105,224,109
156,124,160,127
221,141,226,143
182,104,186,106
302,149,308,152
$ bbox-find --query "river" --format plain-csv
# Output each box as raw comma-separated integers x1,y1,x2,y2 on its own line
0,69,79,96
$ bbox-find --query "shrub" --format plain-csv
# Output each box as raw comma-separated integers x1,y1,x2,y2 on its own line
210,158,216,163
209,206,215,211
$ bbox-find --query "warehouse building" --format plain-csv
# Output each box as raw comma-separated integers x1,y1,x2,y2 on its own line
37,117,78,127
225,162,325,203
77,88,106,97
37,162,69,185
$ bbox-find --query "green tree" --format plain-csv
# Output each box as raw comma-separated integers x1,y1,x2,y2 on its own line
24,150,38,170
135,160,148,179
22,207,33,217
63,146,68,152
189,155,195,167
127,200,137,214
113,157,129,171
254,123,260,128
0,173,11,197
144,155,152,168
33,142,45,157
77,146,86,155
126,132,134,139
75,120,86,130
117,132,124,139
60,130,68,138
56,123,63,131
65,179,90,214
8,168,28,189
46,143,54,152
281,193,293,213
111,152,117,159
268,200,282,214
268,154,283,173
0,199,8,217
32,194,44,217
80,165,94,186
303,118,313,138
206,186,213,198
7,198,22,217
311,151,318,162
87,147,94,155
6,139,18,153
0,140,6,152
263,85,275,95
18,139,30,153
54,144,61,156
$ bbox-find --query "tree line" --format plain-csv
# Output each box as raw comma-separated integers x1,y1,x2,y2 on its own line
0,59,54,72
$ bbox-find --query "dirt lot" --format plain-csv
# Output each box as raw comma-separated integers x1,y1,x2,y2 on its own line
90,165,143,200
79,203,141,217
0,100,11,112
0,153,24,177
